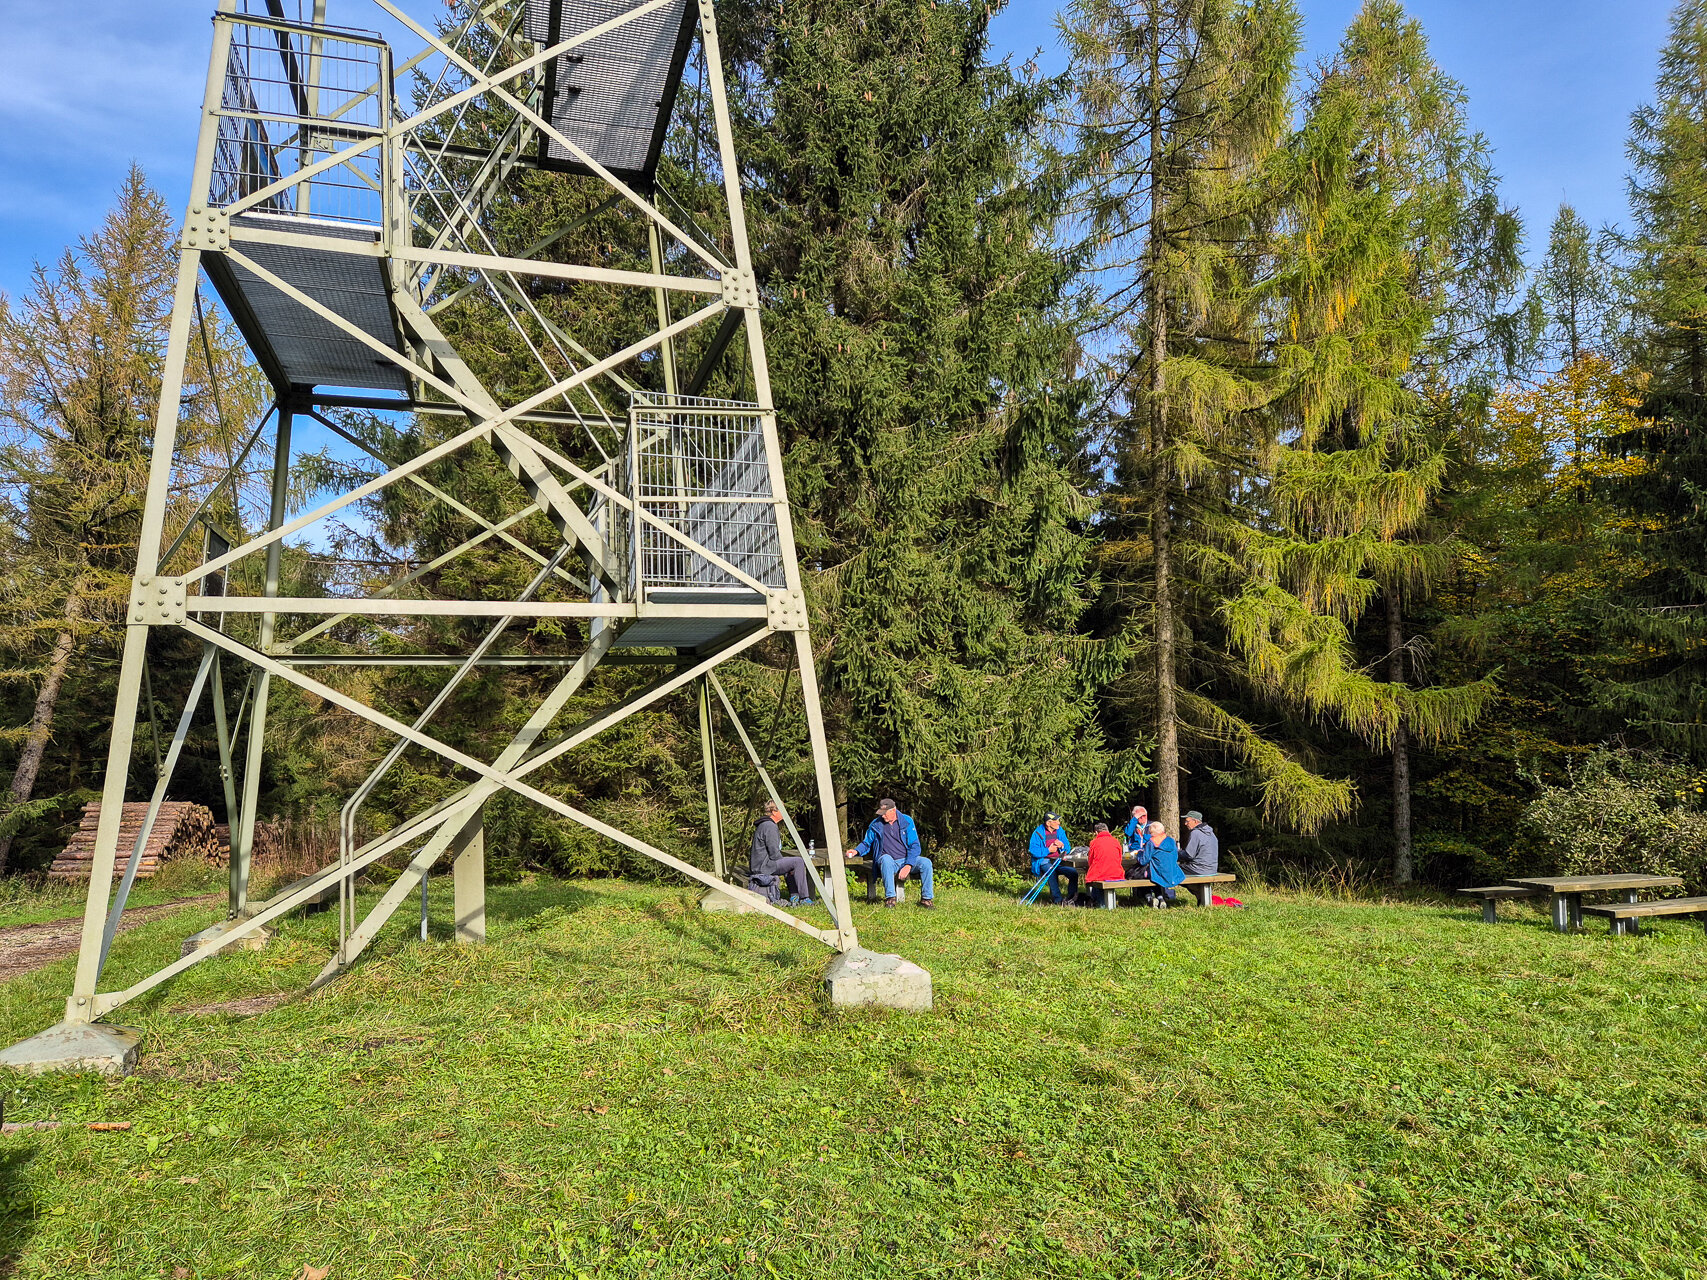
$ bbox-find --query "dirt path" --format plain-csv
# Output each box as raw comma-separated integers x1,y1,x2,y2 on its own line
0,895,221,983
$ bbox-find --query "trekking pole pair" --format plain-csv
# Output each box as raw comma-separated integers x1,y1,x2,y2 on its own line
1019,856,1063,907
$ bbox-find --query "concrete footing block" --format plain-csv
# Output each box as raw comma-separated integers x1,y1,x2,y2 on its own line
823,947,933,1012
0,1021,141,1077
698,885,768,915
181,921,273,958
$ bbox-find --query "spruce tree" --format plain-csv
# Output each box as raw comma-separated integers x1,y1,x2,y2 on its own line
1596,0,1707,757
733,0,1141,843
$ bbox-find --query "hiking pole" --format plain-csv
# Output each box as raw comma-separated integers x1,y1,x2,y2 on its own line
1019,857,1061,906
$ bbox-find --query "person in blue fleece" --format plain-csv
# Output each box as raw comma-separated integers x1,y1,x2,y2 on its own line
1028,813,1078,905
1122,803,1149,852
1135,820,1185,906
848,798,935,908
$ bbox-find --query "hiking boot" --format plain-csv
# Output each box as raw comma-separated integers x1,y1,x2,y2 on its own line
919,897,936,909
786,894,802,906
797,897,814,907
884,896,898,908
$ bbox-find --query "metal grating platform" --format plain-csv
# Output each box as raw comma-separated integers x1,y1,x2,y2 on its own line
526,0,698,183
211,214,406,393
613,587,765,651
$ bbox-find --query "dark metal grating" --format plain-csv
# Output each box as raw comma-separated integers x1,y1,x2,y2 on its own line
526,0,698,184
216,214,407,392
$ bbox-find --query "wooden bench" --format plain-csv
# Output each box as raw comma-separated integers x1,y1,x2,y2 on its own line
1457,884,1541,924
1580,896,1707,936
1086,874,1237,910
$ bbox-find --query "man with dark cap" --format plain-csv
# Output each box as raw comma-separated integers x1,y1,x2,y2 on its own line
1180,810,1220,877
848,799,935,908
1028,812,1078,905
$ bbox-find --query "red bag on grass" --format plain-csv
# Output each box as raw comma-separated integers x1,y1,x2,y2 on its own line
1211,893,1243,907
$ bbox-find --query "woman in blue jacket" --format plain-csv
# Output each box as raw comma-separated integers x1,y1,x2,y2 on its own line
1135,821,1184,906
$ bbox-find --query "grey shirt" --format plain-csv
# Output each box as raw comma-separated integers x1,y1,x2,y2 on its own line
1180,823,1219,876
750,816,782,877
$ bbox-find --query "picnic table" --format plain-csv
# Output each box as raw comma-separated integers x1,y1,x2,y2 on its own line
1503,874,1685,933
807,853,884,902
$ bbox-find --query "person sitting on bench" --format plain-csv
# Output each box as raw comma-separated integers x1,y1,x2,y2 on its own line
1028,813,1077,905
1136,821,1184,906
1085,822,1125,890
1180,810,1219,876
749,800,812,906
1123,803,1149,853
848,798,935,909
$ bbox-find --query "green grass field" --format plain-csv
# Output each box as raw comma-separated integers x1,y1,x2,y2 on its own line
0,877,1702,1278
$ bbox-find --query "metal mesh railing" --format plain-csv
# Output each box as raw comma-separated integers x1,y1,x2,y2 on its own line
210,18,390,225
626,395,783,592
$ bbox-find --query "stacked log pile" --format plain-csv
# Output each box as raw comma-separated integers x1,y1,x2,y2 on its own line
50,802,222,880
210,821,284,865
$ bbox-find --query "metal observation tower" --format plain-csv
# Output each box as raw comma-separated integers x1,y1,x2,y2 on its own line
41,0,863,1041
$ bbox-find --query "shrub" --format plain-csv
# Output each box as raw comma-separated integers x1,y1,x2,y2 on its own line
1517,749,1707,893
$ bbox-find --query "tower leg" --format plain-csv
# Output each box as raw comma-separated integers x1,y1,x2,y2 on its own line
232,405,293,917
697,676,726,881
62,244,207,1024
65,626,151,1023
792,630,857,952
452,810,485,944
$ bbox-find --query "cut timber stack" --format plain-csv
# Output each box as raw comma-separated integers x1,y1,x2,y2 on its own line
210,820,283,866
50,802,222,880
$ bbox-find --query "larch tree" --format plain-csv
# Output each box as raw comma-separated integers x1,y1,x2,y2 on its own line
0,167,263,871
1246,0,1513,865
1529,204,1619,372
1063,0,1300,826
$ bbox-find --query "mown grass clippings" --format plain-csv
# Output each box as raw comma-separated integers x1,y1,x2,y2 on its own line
0,879,1698,1276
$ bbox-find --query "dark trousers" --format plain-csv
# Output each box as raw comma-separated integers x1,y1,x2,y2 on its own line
776,855,811,899
1045,864,1079,904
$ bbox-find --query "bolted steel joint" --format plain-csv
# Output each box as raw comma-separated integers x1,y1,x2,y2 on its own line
766,590,808,632
721,268,760,311
128,576,188,627
181,205,230,254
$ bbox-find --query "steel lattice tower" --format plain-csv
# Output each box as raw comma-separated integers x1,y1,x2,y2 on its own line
40,0,861,1036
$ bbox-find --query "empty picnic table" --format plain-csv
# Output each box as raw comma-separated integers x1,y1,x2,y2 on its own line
1503,874,1685,933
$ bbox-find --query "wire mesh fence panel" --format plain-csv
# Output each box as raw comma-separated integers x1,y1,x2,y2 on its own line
211,19,389,225
629,395,784,592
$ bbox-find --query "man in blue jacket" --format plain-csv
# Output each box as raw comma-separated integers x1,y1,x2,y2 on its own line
1122,803,1149,852
1029,813,1078,905
848,798,935,908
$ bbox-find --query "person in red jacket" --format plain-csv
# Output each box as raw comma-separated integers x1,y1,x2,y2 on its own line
1084,822,1125,889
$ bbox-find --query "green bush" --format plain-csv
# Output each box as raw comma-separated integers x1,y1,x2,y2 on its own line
1518,749,1707,893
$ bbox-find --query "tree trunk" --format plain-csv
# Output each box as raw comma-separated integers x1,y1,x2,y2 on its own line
0,594,82,873
1148,10,1180,829
1388,589,1412,885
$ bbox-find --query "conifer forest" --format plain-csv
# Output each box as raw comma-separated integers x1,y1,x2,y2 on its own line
2,0,1705,896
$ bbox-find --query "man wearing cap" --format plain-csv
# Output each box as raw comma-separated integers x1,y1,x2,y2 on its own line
1028,813,1078,905
848,799,935,909
1180,810,1219,877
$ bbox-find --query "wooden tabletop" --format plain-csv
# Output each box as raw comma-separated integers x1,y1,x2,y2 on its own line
1505,874,1685,893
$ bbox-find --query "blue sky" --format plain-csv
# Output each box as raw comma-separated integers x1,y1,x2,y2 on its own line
0,0,1675,298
